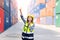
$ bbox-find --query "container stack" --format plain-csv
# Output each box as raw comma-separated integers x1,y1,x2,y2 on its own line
0,0,18,33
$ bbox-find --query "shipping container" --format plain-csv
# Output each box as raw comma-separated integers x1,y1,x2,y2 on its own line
0,0,4,32
0,8,4,32
40,17,46,24
46,16,54,25
0,0,4,8
56,13,60,27
10,0,18,25
4,0,11,30
56,0,60,27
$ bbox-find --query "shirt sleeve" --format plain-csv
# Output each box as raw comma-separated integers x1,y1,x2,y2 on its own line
20,15,26,23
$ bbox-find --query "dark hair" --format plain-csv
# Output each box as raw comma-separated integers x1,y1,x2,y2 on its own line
27,16,33,23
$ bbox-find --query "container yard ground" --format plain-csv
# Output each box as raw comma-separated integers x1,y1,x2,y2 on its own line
0,22,60,40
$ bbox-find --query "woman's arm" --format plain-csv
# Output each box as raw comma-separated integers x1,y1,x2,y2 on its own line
20,9,26,23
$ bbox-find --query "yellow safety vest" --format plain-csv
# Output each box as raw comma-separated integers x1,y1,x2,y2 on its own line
23,22,34,33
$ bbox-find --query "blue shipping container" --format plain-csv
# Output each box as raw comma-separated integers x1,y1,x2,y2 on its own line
4,0,12,30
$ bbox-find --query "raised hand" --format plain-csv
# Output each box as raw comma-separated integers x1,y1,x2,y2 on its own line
19,9,22,16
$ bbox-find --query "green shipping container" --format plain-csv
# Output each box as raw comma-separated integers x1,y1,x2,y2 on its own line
56,14,60,27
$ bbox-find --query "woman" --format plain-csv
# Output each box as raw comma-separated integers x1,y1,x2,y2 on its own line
20,9,35,40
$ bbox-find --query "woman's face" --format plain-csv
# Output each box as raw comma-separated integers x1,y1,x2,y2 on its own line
27,16,33,23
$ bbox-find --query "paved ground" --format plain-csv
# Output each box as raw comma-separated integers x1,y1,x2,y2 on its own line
0,22,60,40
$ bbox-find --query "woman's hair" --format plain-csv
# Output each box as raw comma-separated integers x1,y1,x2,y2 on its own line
27,16,33,23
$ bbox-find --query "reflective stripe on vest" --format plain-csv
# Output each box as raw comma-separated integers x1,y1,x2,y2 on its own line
22,36,34,39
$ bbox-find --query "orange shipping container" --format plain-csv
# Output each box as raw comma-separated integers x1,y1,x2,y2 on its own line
36,0,45,5
46,0,55,8
46,8,54,16
40,8,46,17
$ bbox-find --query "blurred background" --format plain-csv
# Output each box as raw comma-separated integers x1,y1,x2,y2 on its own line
0,0,60,40
0,0,56,33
